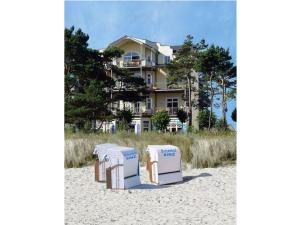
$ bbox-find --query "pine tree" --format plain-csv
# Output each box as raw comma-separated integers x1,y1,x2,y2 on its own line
167,36,208,127
216,48,236,130
64,27,146,131
196,45,220,130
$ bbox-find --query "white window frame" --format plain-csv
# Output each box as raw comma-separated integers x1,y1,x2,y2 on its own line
134,102,140,113
166,97,179,108
166,97,179,115
146,97,152,110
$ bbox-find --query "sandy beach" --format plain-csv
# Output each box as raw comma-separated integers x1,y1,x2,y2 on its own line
65,165,236,225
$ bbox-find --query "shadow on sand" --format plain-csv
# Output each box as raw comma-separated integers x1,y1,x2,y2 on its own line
130,183,170,190
130,172,212,189
179,172,212,184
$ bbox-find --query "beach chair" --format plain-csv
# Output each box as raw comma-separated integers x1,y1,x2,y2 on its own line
146,145,183,185
104,146,141,189
93,143,119,182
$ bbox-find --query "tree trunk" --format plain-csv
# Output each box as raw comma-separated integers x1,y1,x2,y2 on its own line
208,73,214,131
221,78,226,130
187,77,192,127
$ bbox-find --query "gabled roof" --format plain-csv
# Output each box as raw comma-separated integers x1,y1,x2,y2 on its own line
108,35,157,51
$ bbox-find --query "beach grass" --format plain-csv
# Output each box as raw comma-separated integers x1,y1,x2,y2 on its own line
64,131,236,169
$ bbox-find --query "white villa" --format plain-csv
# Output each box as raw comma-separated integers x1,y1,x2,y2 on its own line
100,36,199,132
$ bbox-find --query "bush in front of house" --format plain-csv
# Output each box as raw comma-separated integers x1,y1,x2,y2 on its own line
197,109,216,130
176,108,188,124
151,110,170,132
116,109,133,131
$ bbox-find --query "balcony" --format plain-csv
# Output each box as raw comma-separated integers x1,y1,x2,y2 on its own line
166,107,179,115
123,59,141,67
133,108,154,116
133,107,180,116
113,59,156,68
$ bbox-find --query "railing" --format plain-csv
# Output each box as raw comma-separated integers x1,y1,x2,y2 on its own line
166,107,179,115
113,59,156,68
133,107,180,116
123,59,141,67
133,108,154,115
147,81,167,90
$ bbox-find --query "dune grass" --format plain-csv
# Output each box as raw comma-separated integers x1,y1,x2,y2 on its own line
65,131,236,169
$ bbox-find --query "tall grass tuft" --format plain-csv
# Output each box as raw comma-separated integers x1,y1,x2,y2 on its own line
190,136,236,168
64,131,236,168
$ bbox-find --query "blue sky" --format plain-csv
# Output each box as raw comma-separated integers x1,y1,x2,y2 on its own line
65,0,236,128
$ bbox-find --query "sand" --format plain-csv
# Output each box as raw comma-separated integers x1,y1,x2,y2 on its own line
65,165,236,225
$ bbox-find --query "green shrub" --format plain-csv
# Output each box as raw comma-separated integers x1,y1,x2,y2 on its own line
215,118,228,131
151,111,170,131
176,109,188,124
115,109,133,131
116,108,133,124
197,109,216,129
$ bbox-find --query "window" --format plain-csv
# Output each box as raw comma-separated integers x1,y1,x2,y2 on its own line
166,98,178,114
146,74,152,85
143,121,150,132
164,56,170,64
123,52,140,62
146,97,152,110
167,98,178,108
134,102,140,113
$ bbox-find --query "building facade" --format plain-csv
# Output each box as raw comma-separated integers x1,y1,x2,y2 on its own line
100,36,198,132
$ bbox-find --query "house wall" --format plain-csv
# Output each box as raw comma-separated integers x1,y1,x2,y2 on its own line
119,41,145,59
106,37,197,132
144,48,155,63
156,43,173,64
155,68,167,89
120,92,184,112
155,92,184,110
